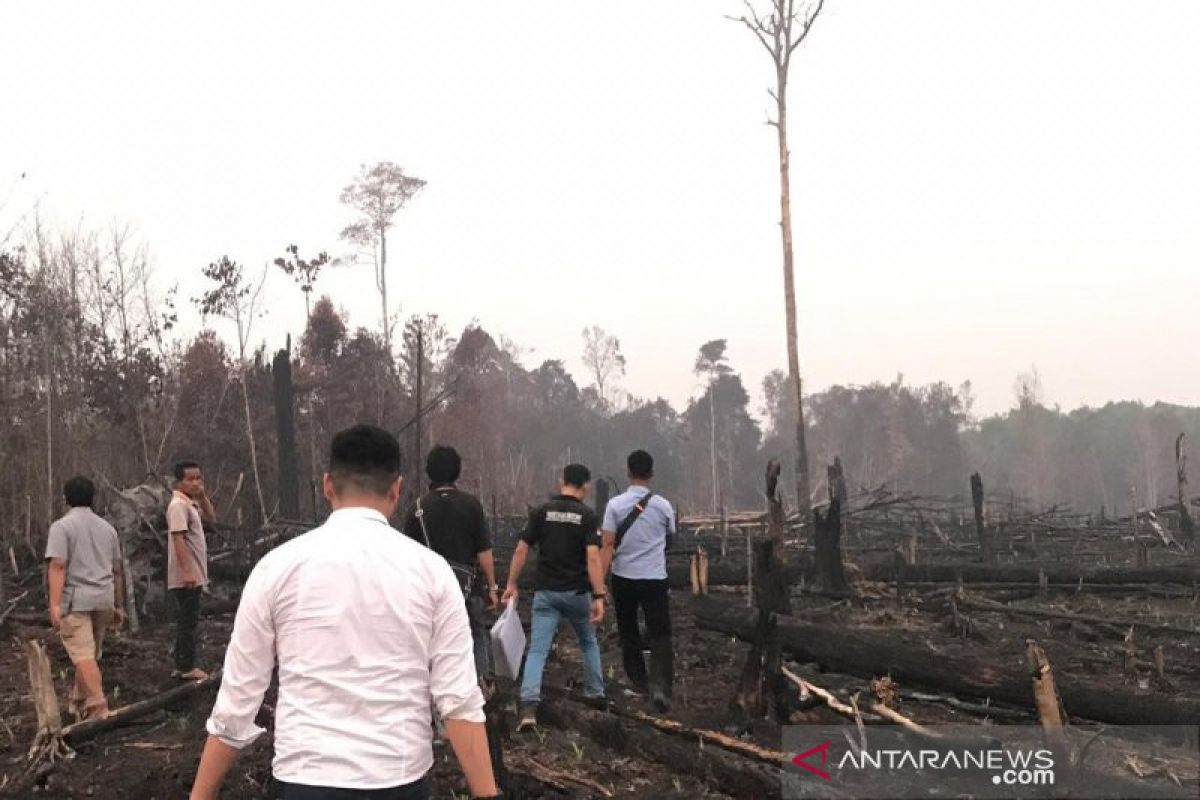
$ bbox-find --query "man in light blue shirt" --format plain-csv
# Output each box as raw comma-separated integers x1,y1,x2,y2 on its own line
601,450,676,711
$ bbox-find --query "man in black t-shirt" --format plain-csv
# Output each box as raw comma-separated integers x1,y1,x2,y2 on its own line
503,464,607,729
402,446,498,683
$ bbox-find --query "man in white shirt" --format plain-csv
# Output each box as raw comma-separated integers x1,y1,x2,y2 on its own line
190,424,499,800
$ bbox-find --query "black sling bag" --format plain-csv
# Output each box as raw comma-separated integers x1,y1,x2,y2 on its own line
614,491,655,551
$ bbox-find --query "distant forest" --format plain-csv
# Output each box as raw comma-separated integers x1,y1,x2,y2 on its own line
1,222,1196,551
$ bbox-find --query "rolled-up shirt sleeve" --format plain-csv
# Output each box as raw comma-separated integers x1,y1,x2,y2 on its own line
206,560,276,748
427,563,485,723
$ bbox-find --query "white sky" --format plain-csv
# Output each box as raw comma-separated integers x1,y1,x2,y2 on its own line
3,1,1198,417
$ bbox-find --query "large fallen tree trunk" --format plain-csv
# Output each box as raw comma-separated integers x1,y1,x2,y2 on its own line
867,562,1200,586
695,596,1200,726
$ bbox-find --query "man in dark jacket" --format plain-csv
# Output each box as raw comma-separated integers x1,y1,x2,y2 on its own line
503,464,607,730
402,446,498,685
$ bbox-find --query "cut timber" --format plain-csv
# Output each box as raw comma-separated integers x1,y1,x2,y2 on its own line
958,596,1200,638
869,562,1200,586
695,596,1200,726
63,669,222,744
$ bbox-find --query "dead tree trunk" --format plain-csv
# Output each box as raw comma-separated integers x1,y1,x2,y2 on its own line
812,496,848,594
971,472,994,564
696,596,1200,726
730,538,793,726
272,344,299,520
1177,433,1195,544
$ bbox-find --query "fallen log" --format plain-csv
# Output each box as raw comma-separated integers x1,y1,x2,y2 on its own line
957,596,1200,638
537,696,845,799
868,562,1200,586
695,596,1200,726
63,669,222,744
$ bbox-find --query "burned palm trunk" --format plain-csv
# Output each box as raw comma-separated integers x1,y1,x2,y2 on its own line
812,497,848,594
971,472,994,565
272,343,299,520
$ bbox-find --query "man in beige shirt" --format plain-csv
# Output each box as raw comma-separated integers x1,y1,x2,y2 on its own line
167,460,215,680
46,476,126,720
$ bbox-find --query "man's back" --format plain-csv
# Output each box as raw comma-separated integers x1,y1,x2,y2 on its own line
46,508,120,611
208,507,484,789
604,487,675,581
525,495,601,592
402,486,490,569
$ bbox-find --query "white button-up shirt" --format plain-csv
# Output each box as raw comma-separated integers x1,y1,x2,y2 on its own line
205,507,485,789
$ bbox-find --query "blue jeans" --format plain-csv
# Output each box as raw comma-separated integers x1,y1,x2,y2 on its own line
520,590,605,703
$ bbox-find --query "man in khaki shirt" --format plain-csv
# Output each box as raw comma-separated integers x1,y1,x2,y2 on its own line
167,460,215,680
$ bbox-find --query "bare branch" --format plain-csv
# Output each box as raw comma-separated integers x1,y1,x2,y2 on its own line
786,0,826,57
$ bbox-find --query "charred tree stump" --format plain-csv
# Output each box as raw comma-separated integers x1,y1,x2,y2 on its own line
729,538,793,727
971,472,994,565
25,639,68,766
812,497,848,594
272,343,300,520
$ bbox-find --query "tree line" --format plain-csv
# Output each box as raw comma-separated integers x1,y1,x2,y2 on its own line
1,214,1195,566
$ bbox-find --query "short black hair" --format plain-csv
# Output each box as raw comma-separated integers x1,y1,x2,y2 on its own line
329,424,403,497
63,476,95,508
174,460,200,482
563,463,591,488
425,445,462,485
627,450,654,480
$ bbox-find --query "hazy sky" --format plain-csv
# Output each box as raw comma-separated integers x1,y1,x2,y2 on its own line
3,1,1198,418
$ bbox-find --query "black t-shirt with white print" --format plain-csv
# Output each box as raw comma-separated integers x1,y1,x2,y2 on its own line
521,494,601,593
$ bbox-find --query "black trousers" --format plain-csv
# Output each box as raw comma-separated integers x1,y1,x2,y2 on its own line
611,575,673,695
170,587,201,671
273,775,430,800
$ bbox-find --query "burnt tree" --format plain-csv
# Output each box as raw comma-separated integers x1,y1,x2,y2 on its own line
812,495,848,593
970,472,994,564
272,342,300,520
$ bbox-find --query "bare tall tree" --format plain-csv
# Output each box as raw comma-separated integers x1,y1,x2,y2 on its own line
195,255,270,525
581,325,626,412
339,163,426,357
733,0,825,520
